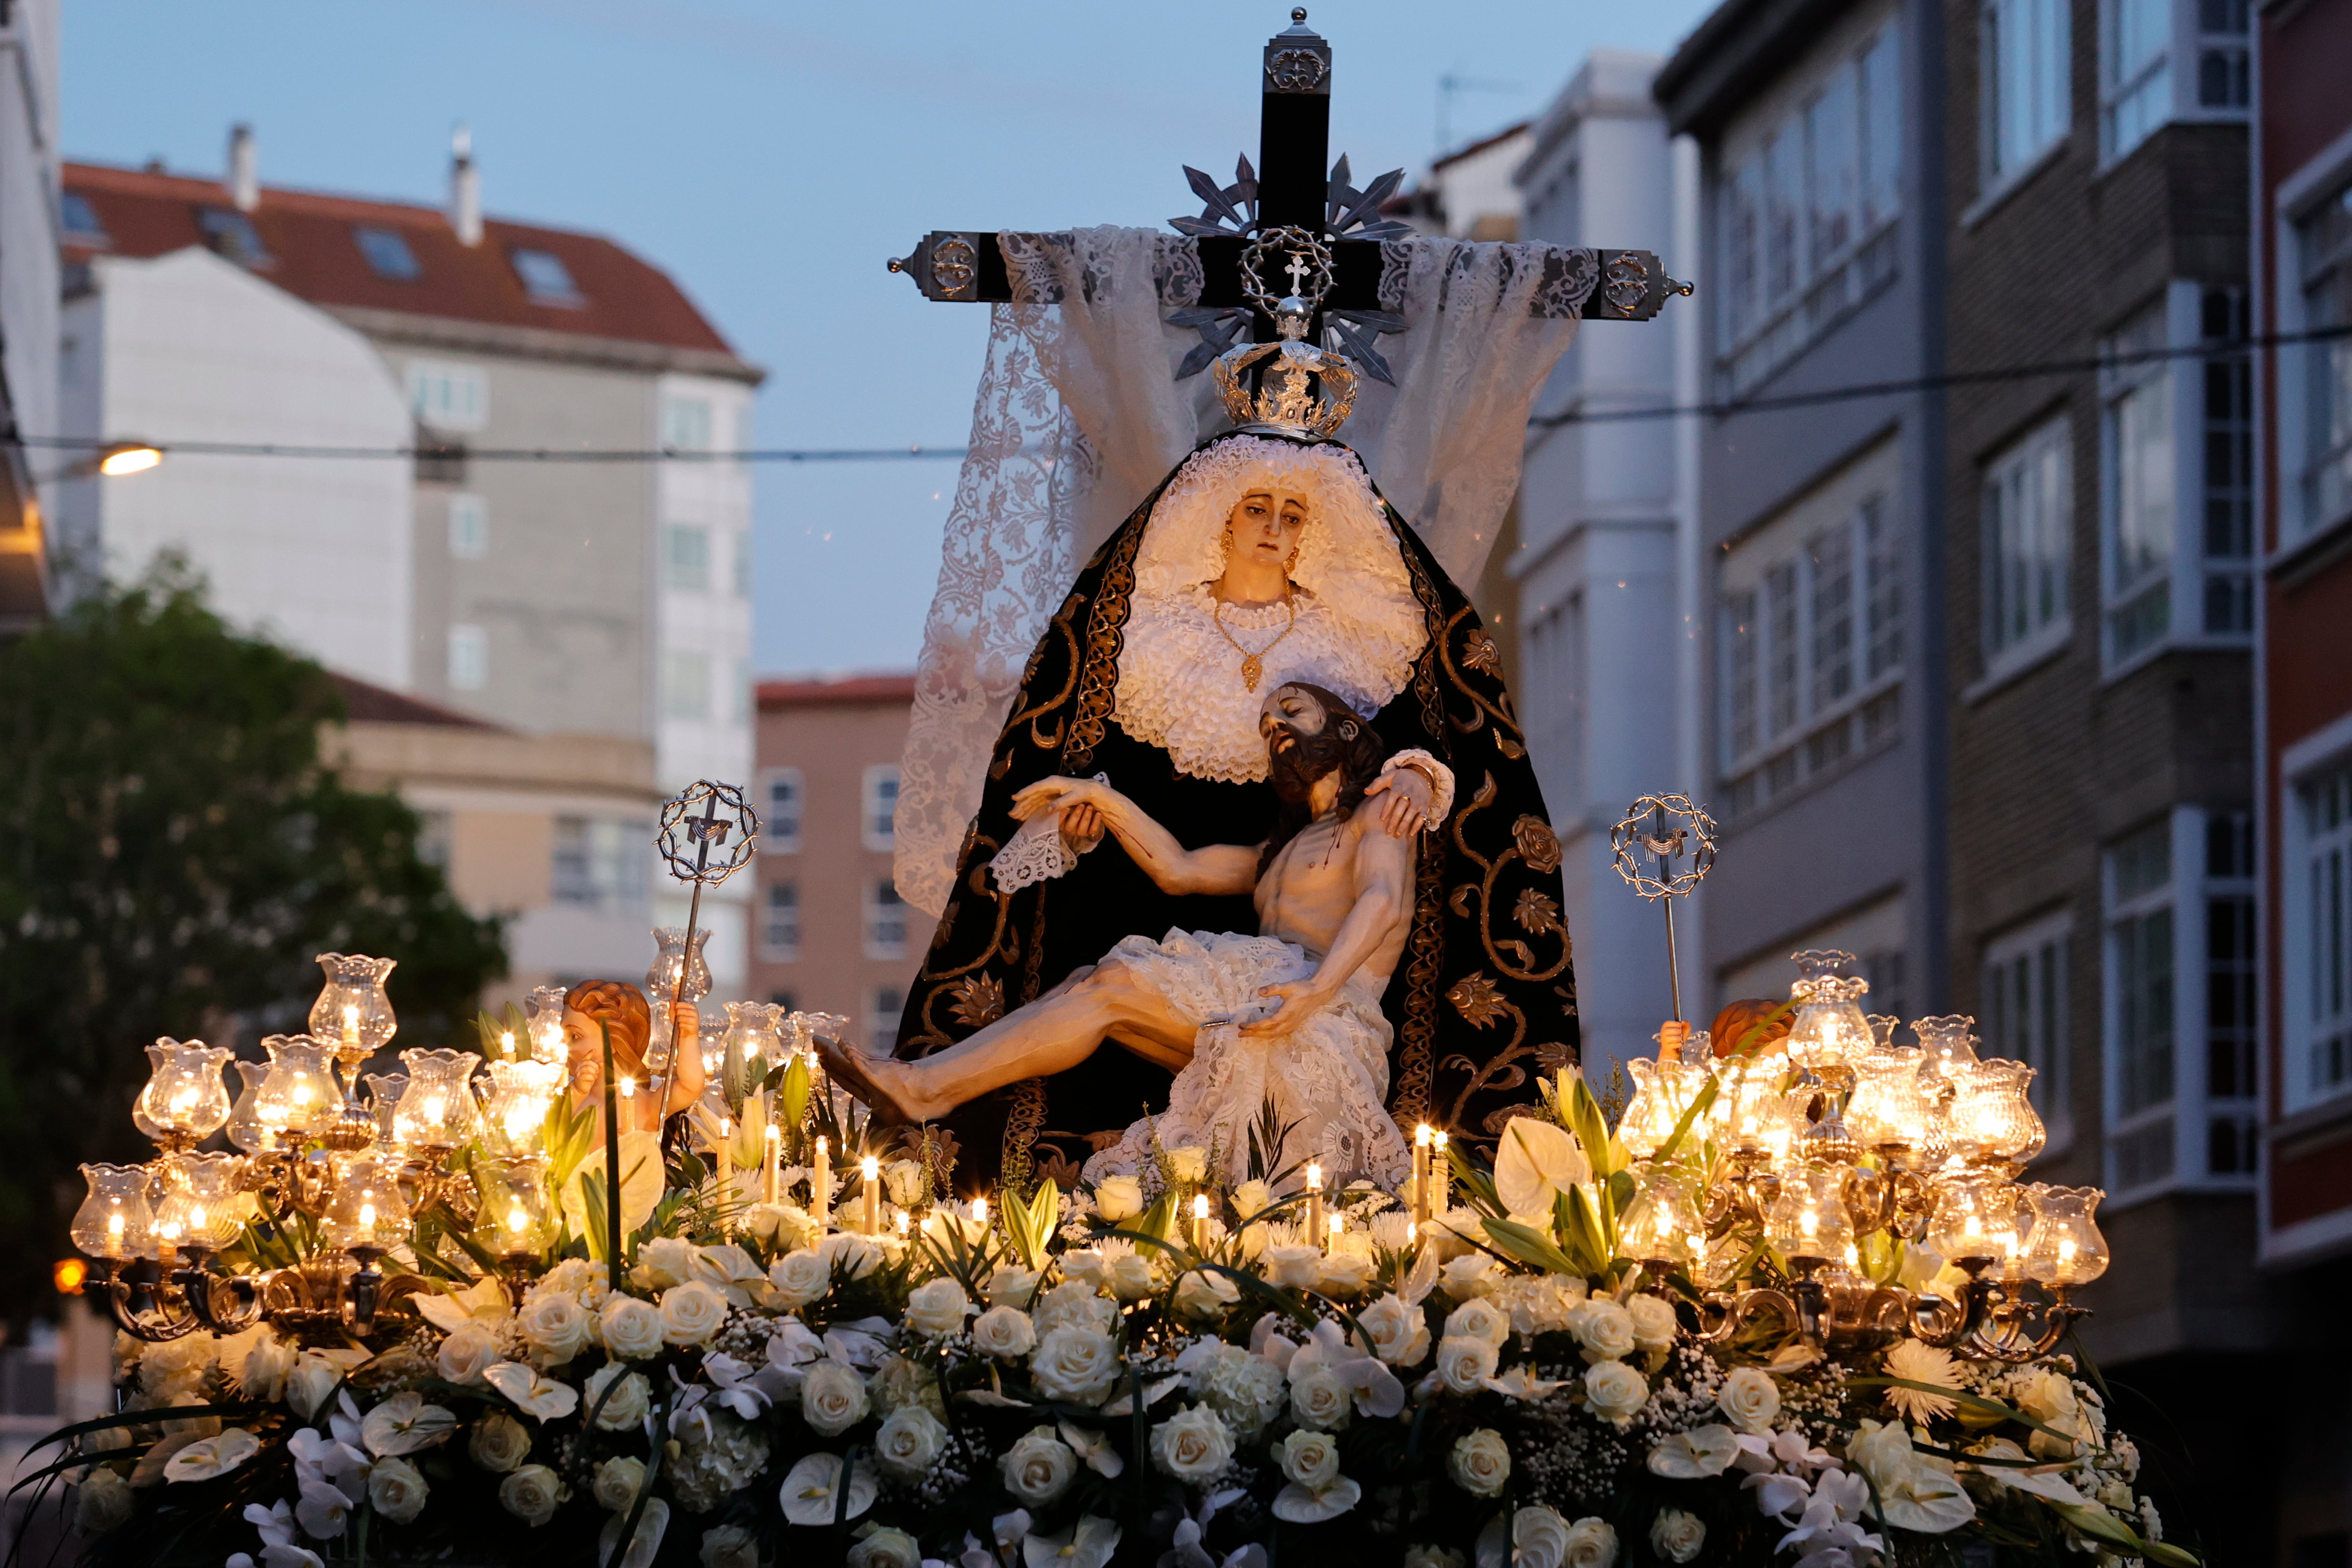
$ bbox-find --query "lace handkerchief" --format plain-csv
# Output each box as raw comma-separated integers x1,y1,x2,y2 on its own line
987,774,1110,893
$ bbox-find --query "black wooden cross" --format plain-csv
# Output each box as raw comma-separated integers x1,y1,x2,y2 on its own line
888,9,1683,379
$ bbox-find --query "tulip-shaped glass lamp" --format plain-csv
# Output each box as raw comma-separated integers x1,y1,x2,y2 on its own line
475,1154,557,1264
391,1049,482,1153
477,1058,563,1155
136,1038,236,1151
1784,950,1875,1080
1844,1046,1931,1154
151,1152,248,1260
323,1153,411,1254
71,1164,154,1261
1618,1165,1704,1268
524,983,571,1065
253,1035,342,1144
2022,1185,2108,1286
1765,1164,1853,1268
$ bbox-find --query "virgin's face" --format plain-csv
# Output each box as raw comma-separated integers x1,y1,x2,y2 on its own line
1225,489,1309,572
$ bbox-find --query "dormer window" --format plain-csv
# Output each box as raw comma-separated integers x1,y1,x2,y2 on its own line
198,206,271,269
61,192,110,247
354,225,421,280
511,246,582,306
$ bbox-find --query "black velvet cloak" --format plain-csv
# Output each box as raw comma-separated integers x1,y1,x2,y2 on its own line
893,432,1578,1192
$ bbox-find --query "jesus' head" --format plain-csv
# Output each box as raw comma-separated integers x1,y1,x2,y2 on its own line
1260,681,1387,813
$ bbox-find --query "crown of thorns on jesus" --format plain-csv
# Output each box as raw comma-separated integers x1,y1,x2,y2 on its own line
655,779,761,886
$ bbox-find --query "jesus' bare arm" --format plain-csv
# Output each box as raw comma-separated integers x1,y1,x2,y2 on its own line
1010,776,1261,896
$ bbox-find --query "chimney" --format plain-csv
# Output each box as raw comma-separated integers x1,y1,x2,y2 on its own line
227,123,258,213
448,125,482,246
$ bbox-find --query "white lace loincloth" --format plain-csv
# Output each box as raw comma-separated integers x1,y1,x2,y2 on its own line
1081,930,1411,1192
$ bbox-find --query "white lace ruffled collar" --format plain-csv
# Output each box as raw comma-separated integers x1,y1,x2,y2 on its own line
1112,585,1424,783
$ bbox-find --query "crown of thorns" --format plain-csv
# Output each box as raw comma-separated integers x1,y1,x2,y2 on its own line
655,779,761,886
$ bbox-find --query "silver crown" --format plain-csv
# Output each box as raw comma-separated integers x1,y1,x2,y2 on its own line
1211,227,1359,442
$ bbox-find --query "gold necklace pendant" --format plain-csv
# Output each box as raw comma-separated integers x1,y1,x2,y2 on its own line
1241,653,1263,692
1214,594,1297,696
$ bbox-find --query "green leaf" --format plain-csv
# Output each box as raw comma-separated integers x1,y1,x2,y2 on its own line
1484,1215,1581,1276
776,1053,811,1141
1565,1070,1617,1180
2048,1501,2199,1568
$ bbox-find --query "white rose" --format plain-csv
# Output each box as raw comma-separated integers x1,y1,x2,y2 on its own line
882,1159,927,1208
1511,1506,1575,1568
905,1277,972,1337
1174,1269,1240,1319
1165,1146,1208,1184
659,1281,728,1346
801,1360,870,1437
630,1236,697,1291
1439,1253,1497,1297
700,1522,760,1568
519,1291,592,1366
1316,1251,1376,1296
1448,1427,1511,1496
1060,1249,1108,1291
1150,1404,1235,1484
1357,1293,1432,1367
594,1455,647,1511
437,1322,500,1386
874,1405,947,1481
583,1364,651,1432
738,1202,813,1254
1030,1327,1120,1407
1435,1335,1500,1394
768,1249,833,1309
1271,1426,1341,1489
1566,1298,1637,1363
985,1266,1041,1307
1562,1515,1620,1568
1650,1509,1706,1564
1265,1245,1321,1288
1444,1297,1512,1346
599,1296,666,1361
74,1469,134,1535
1092,1176,1144,1222
817,1231,883,1281
239,1333,297,1403
1033,1281,1117,1336
1001,1425,1080,1506
1628,1293,1679,1354
1232,1180,1272,1220
849,1525,922,1568
1716,1365,1781,1433
1288,1366,1352,1431
287,1353,342,1420
970,1304,1039,1360
1107,1251,1158,1302
468,1410,532,1473
498,1463,566,1527
1583,1361,1649,1426
367,1457,427,1525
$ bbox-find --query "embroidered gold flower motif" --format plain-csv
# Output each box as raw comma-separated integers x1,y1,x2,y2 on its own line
1447,973,1509,1029
1534,1039,1578,1074
1461,626,1502,676
1511,816,1562,874
1512,888,1563,935
948,975,1004,1030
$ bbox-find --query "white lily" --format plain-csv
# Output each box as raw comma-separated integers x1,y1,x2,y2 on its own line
483,1362,581,1423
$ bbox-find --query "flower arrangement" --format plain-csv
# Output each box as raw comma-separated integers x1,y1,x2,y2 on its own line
35,1040,2191,1568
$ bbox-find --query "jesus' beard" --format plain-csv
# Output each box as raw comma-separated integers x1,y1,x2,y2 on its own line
1269,725,1352,807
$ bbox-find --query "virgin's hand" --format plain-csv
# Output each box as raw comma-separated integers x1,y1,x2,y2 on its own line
1364,768,1435,839
1011,777,1089,822
1239,980,1330,1039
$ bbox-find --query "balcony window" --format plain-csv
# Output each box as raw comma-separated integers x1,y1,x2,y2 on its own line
1981,414,2073,676
2297,764,2352,1105
870,988,905,1055
665,523,711,594
865,882,908,961
447,494,488,561
1983,0,2071,184
2200,289,2254,633
2101,303,2175,666
863,766,900,850
662,395,713,451
761,768,803,852
552,816,651,916
407,360,487,433
762,881,800,962
2299,183,2352,535
447,626,487,692
662,651,711,721
1982,911,2073,1155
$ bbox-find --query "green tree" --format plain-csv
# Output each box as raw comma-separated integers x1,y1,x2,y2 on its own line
0,562,507,1323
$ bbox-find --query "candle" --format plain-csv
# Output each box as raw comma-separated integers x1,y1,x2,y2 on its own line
714,1117,732,1211
1412,1124,1432,1224
1305,1163,1324,1251
762,1123,781,1205
1430,1131,1450,1215
1328,1213,1344,1248
813,1136,830,1235
1192,1193,1210,1251
861,1156,881,1235
970,1196,989,1238
341,1003,360,1053
499,1029,516,1061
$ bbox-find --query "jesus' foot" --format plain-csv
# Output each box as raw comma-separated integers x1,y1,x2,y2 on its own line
812,1032,927,1127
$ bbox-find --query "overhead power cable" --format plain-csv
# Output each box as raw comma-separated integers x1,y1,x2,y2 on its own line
13,322,2349,464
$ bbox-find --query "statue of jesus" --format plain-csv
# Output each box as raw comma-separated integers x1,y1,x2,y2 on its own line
830,681,1413,1188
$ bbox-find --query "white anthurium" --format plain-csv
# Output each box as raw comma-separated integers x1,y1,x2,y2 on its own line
162,1428,261,1482
821,1318,893,1369
411,1275,512,1335
1486,1365,1569,1401
1059,1420,1126,1479
1493,1117,1592,1222
1284,1319,1406,1419
560,1130,666,1239
482,1362,581,1423
1099,1372,1183,1418
1272,1475,1362,1524
1398,1242,1440,1306
956,1389,1038,1410
358,1391,458,1457
779,1452,877,1527
1021,1515,1122,1568
1969,1439,2091,1505
1646,1424,1740,1479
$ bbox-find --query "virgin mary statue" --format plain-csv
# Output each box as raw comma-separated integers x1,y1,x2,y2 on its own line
888,226,1595,1189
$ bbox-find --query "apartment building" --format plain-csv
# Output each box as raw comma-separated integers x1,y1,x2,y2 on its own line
0,0,59,632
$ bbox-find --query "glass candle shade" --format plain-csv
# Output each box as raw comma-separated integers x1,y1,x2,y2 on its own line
1946,1059,2046,1167
474,1154,556,1259
310,952,397,1062
324,1153,410,1253
1926,1172,2021,1267
477,1058,563,1154
363,1073,408,1145
1618,1166,1705,1267
136,1038,236,1146
254,1035,342,1143
391,1049,481,1152
1845,1047,1931,1151
1911,1015,1980,1084
71,1164,154,1260
1620,1057,1708,1162
1785,974,1875,1077
524,983,570,1065
1866,1014,1900,1050
151,1152,248,1257
1764,1164,1853,1266
226,1061,273,1154
2021,1184,2109,1286
646,927,714,1006
1717,1053,1801,1164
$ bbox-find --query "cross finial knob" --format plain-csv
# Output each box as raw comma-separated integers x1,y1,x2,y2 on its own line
1292,8,1307,22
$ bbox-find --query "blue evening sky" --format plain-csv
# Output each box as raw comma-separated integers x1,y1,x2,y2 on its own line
63,0,1712,676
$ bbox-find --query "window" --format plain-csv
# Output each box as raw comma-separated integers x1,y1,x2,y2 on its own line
1716,24,1901,393
732,531,752,597
1983,0,2071,184
2299,183,2352,533
662,651,711,720
863,766,900,850
353,225,420,281
2193,0,2249,110
761,768,804,852
447,494,488,560
553,816,651,914
2102,303,2175,665
665,524,711,593
1981,414,2073,673
866,881,908,960
2106,821,2175,1192
2300,764,2352,1103
511,247,582,305
197,206,271,268
2205,811,2257,1175
870,988,905,1055
2200,288,2253,634
1716,446,1902,817
1982,911,2073,1154
408,361,487,433
416,809,454,871
61,191,109,245
662,396,714,451
763,881,801,961
447,625,487,691
2101,0,2171,161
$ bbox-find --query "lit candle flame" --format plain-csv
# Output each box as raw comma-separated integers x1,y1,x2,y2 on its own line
970,1197,988,1225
